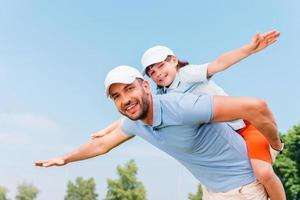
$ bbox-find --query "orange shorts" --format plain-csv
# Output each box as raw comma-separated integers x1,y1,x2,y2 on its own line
237,121,272,164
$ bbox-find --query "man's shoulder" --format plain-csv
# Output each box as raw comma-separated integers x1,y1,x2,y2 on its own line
154,92,184,100
121,117,139,126
155,92,205,103
154,92,209,113
120,117,142,136
158,92,213,122
154,93,189,107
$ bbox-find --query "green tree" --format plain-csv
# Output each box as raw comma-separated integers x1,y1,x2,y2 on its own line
15,182,39,200
274,124,300,200
0,185,10,200
65,177,98,200
188,183,203,200
106,160,146,200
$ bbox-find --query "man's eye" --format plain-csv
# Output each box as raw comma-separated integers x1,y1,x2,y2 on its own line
112,95,119,100
127,87,134,91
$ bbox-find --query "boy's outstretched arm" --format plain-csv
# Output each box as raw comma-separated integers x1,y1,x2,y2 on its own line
35,125,133,167
211,95,283,151
207,30,280,77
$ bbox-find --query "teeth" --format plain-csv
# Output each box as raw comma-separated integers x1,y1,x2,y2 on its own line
126,104,136,111
159,74,167,82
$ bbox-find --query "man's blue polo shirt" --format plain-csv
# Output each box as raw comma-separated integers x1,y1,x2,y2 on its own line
120,92,255,192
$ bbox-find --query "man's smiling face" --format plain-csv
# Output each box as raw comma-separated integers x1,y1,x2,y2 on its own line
109,79,150,121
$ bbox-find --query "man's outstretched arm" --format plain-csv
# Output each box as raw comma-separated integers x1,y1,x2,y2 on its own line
35,125,133,167
211,96,282,150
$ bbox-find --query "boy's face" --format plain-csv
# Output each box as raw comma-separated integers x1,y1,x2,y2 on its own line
109,79,151,121
147,56,178,87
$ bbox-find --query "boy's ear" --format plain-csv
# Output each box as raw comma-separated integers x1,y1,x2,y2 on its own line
170,55,178,66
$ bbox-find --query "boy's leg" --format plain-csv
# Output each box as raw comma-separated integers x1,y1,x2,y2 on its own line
239,122,286,200
251,159,286,200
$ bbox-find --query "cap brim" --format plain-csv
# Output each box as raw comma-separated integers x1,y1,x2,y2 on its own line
105,76,136,97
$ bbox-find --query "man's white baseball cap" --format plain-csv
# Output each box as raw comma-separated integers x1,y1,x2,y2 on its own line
105,65,144,97
141,45,175,75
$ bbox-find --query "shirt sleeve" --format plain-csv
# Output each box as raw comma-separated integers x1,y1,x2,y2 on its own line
178,64,210,83
177,93,214,125
120,118,137,136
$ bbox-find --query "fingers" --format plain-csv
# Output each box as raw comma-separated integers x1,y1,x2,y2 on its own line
91,134,99,139
34,161,49,167
265,31,280,40
254,30,279,48
265,33,279,45
261,29,279,38
42,161,54,167
35,160,57,167
34,162,43,166
91,132,106,139
261,31,280,41
267,39,277,46
253,33,260,43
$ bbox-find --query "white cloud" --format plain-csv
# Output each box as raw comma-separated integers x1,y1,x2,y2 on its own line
0,112,76,168
0,131,30,144
0,112,63,146
0,112,59,131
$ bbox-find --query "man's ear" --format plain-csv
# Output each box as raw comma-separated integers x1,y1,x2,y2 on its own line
142,80,151,94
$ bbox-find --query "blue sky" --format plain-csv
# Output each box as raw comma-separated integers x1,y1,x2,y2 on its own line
0,1,299,199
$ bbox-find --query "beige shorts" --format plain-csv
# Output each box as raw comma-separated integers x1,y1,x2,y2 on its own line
202,181,267,200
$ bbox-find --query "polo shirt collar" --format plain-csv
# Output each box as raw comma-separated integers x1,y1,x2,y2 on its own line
152,96,162,129
160,73,180,94
168,73,181,90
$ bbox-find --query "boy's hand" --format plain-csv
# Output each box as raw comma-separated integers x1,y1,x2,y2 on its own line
91,130,107,139
248,30,280,54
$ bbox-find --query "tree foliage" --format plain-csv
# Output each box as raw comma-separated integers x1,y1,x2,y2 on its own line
274,124,300,200
15,182,39,200
0,186,9,200
188,183,203,200
65,177,98,200
106,160,146,200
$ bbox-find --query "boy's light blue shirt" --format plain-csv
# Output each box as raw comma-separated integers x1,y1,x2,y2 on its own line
121,92,255,192
156,64,245,130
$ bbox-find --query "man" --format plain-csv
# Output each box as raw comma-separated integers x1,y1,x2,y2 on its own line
35,65,283,199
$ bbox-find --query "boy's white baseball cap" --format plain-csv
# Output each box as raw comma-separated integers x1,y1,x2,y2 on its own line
141,45,175,75
105,65,144,97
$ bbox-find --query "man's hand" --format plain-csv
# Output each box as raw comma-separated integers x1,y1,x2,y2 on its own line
91,130,107,139
270,143,284,164
91,119,122,139
247,30,280,54
35,157,66,167
35,125,132,168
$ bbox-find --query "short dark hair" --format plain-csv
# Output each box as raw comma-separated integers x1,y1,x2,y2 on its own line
177,59,189,69
145,55,189,77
